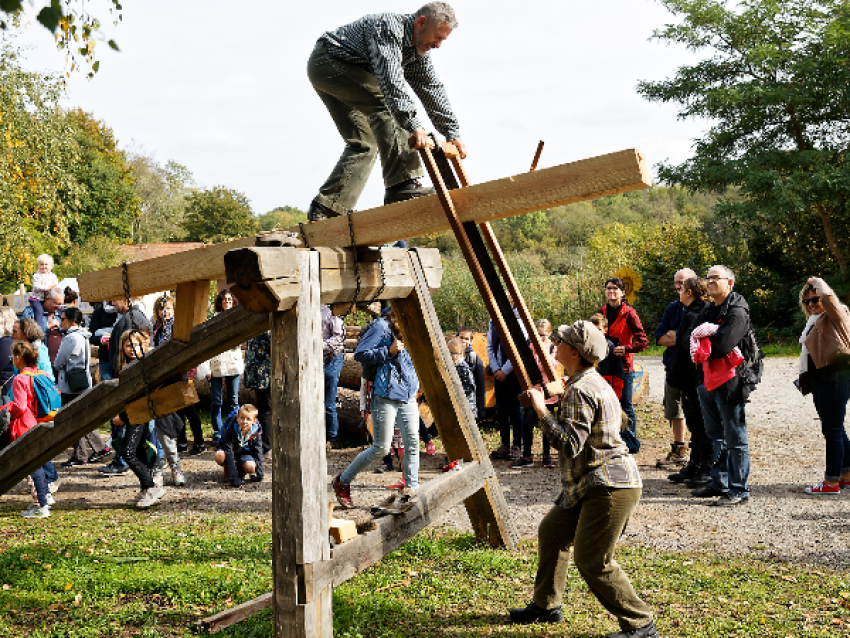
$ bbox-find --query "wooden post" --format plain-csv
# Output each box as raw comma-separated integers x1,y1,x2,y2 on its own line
173,279,210,342
271,250,332,638
392,250,519,549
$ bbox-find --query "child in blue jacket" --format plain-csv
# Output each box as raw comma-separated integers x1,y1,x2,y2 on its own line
214,404,264,488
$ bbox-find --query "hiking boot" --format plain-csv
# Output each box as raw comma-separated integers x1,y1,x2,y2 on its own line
510,455,535,469
333,474,353,508
542,454,555,469
508,602,564,624
98,462,129,475
605,619,659,638
490,445,510,460
684,470,712,487
307,200,342,222
384,178,435,204
804,481,840,495
137,486,166,509
656,443,688,469
508,445,521,462
668,460,700,483
21,504,50,519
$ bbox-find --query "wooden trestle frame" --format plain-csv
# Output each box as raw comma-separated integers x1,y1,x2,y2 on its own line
0,146,651,636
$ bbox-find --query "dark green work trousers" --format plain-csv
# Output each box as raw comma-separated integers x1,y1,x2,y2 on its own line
307,40,424,215
533,486,654,632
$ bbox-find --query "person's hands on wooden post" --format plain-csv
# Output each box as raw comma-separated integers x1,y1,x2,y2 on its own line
527,387,547,416
389,339,405,355
449,138,467,159
408,128,431,150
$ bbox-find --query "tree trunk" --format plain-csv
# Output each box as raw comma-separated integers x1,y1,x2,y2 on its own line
817,203,849,278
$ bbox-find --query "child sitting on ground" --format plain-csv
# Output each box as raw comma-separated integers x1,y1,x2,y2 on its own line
215,404,265,488
30,254,59,328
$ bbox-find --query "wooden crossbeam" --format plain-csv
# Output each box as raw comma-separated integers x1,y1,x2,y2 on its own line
225,246,442,313
77,149,650,301
124,380,199,425
0,307,269,495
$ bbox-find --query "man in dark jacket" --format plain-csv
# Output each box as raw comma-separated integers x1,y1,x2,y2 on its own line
692,265,752,506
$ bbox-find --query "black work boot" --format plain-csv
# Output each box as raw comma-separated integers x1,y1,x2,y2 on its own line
384,178,436,204
668,458,699,483
605,619,660,638
508,602,563,624
307,200,343,222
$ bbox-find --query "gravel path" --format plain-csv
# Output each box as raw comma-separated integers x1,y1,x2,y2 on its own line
5,357,847,571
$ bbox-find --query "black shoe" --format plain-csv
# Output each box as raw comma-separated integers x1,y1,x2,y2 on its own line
307,200,342,222
668,460,699,483
508,602,563,624
177,443,189,453
384,178,436,205
605,619,659,638
87,450,110,464
691,485,727,498
98,462,129,475
684,470,712,487
186,444,207,456
62,458,85,468
711,493,749,507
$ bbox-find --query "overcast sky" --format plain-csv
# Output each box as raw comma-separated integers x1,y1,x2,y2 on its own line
13,0,709,216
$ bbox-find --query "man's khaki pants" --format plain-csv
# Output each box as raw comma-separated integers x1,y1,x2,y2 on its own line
533,486,654,632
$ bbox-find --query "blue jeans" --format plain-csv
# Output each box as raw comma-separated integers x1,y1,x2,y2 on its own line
42,461,58,484
810,368,850,481
210,375,240,444
620,371,640,454
341,394,420,489
31,466,49,507
698,383,750,496
324,353,344,441
99,362,113,381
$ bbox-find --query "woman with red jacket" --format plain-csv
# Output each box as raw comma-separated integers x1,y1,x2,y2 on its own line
598,277,648,454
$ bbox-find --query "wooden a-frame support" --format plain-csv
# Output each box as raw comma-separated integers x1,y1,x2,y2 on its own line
201,247,518,635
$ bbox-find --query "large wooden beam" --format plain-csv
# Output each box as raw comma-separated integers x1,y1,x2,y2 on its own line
392,249,518,549
271,251,332,638
0,307,269,495
78,149,649,301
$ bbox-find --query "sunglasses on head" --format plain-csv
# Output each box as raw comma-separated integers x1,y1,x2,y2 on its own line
803,296,821,306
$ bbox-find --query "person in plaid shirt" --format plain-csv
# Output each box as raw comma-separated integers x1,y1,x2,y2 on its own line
509,320,658,638
305,3,467,221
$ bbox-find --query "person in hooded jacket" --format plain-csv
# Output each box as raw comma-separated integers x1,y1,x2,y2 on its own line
215,404,265,488
691,266,752,506
666,277,714,487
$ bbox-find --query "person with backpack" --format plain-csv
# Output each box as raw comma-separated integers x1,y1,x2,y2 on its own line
333,307,420,507
691,265,757,506
0,341,60,517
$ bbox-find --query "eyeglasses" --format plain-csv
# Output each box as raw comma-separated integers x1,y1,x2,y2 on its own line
803,296,821,307
706,275,724,282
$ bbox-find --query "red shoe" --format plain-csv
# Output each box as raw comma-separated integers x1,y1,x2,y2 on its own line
333,474,353,508
386,478,406,490
425,441,436,456
804,481,840,495
840,479,850,488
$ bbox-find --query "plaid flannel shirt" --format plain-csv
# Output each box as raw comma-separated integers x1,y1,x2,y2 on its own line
320,13,460,139
540,367,642,509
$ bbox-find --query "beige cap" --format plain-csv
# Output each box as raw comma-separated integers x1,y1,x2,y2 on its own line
556,320,608,364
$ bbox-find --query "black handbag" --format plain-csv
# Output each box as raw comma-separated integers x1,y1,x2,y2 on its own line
793,371,812,396
65,335,90,393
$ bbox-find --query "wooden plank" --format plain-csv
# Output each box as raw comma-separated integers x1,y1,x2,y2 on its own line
272,250,331,638
124,380,199,425
202,461,491,632
329,519,357,545
173,280,210,342
0,307,269,495
289,149,651,249
391,250,519,549
78,236,256,302
78,151,649,301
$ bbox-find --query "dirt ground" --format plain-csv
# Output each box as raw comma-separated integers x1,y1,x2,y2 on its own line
4,357,848,571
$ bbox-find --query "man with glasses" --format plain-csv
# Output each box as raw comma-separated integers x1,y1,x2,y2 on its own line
654,269,696,469
692,265,752,506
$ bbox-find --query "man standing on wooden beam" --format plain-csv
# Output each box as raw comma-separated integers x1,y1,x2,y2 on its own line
305,2,467,221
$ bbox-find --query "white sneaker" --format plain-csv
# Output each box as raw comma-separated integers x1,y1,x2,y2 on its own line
136,486,166,509
45,493,55,506
172,469,186,486
21,505,50,518
48,477,62,493
152,468,164,488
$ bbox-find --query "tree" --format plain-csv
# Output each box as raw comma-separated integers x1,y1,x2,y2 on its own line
1,1,121,78
257,206,307,232
638,0,850,280
128,151,196,243
181,187,257,244
63,108,140,245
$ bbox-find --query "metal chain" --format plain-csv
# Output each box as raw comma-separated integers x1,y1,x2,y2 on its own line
121,262,159,420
